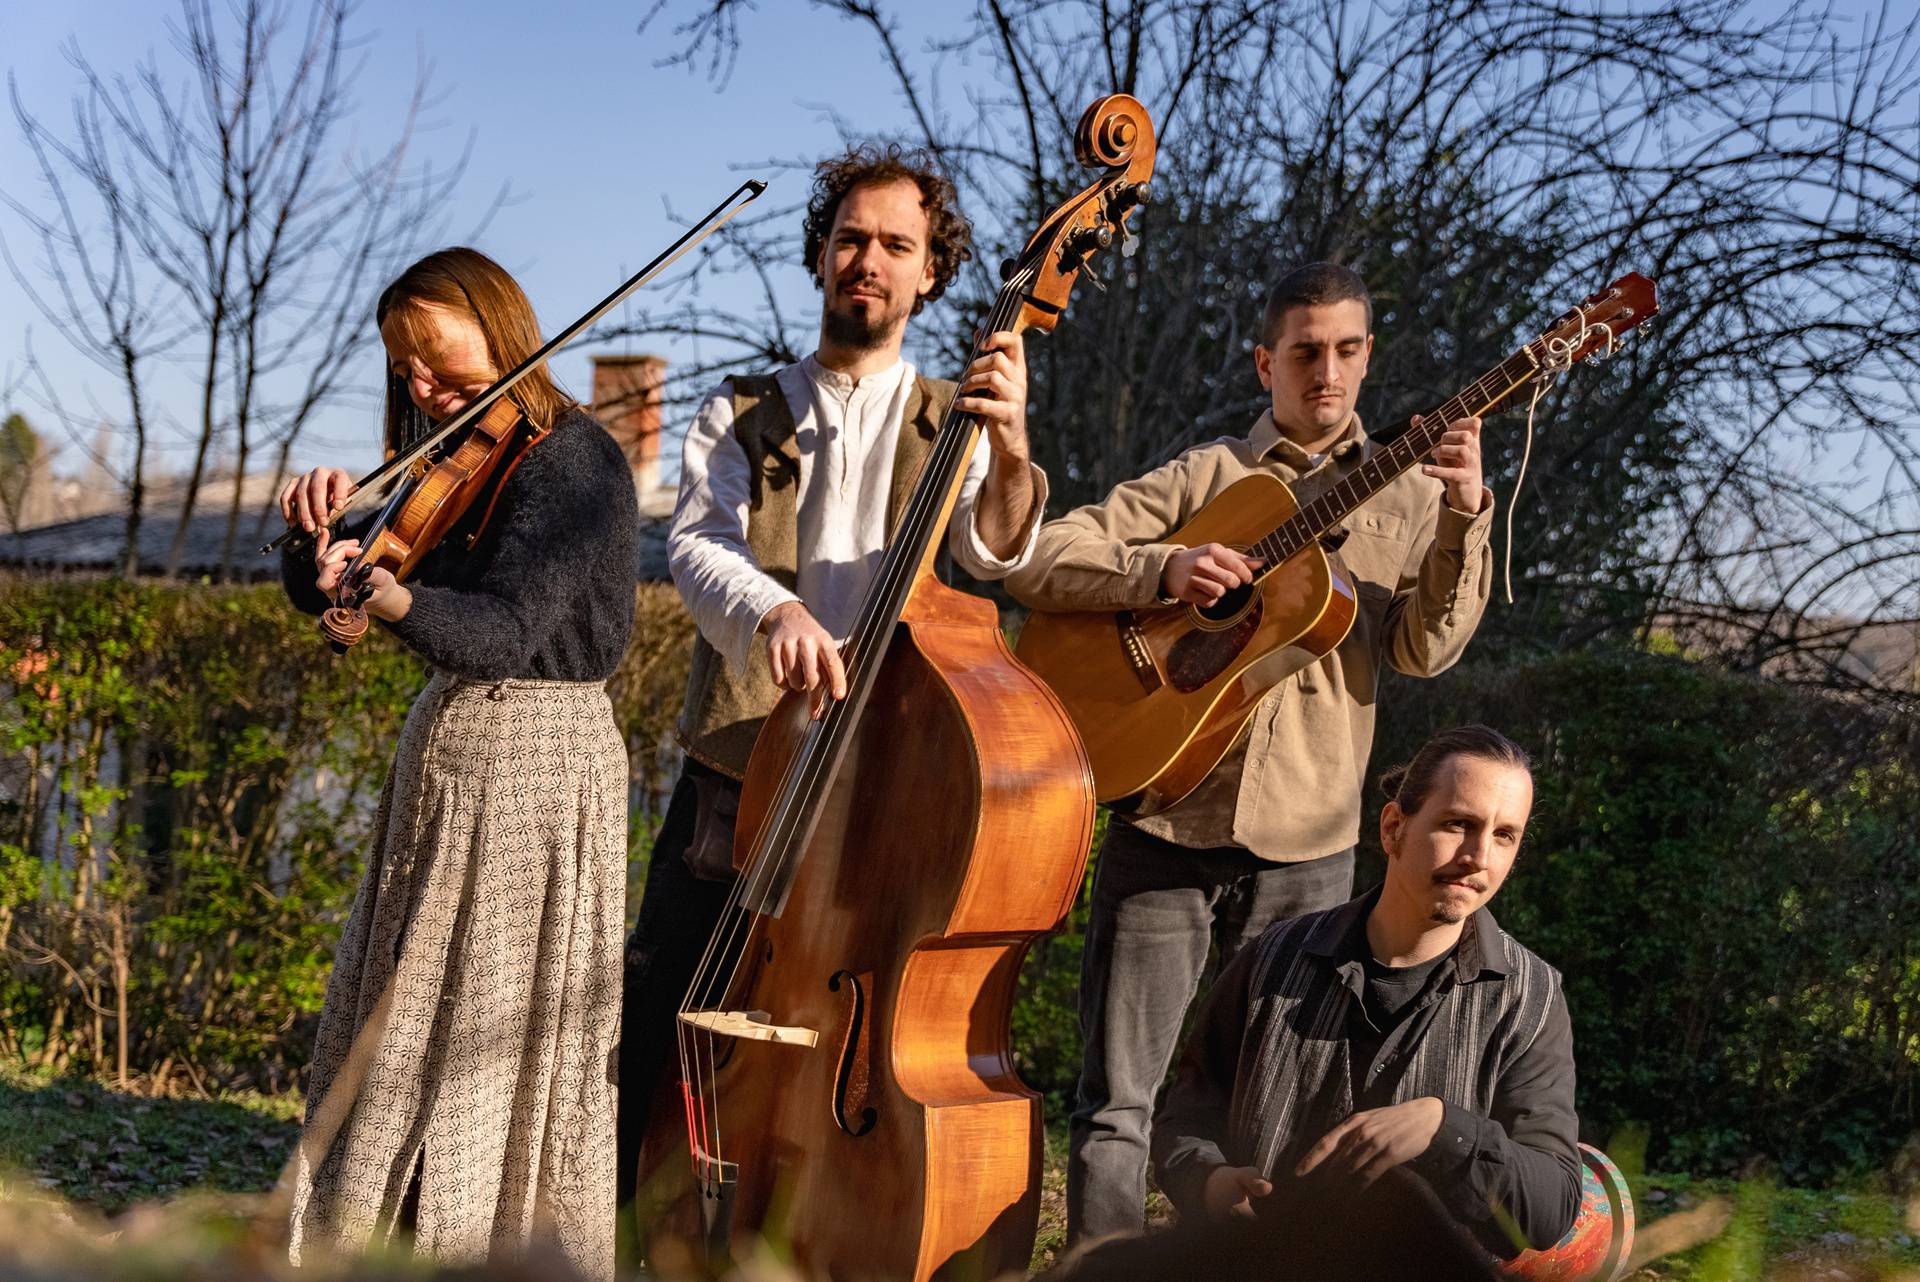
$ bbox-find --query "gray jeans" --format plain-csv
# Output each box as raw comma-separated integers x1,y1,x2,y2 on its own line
1068,819,1355,1244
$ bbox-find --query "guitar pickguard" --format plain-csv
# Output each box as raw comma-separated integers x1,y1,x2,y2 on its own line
1164,596,1264,693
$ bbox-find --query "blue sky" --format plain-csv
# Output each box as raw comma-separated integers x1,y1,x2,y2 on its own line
0,0,1897,505
0,1,938,479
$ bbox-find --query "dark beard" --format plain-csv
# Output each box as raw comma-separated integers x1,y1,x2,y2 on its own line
822,298,901,351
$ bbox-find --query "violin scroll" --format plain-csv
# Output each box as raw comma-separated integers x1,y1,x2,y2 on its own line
320,603,371,653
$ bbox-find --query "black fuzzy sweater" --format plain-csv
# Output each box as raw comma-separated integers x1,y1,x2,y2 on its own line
281,408,640,682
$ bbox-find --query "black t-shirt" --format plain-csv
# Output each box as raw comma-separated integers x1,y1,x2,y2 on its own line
1361,949,1453,1032
1350,947,1457,1108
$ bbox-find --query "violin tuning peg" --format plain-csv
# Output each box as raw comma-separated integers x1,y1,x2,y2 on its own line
1001,257,1019,282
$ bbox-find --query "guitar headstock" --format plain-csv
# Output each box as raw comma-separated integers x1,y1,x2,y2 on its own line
1533,272,1659,368
1000,94,1157,335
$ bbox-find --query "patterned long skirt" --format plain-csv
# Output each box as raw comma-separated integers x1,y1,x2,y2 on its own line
290,672,628,1281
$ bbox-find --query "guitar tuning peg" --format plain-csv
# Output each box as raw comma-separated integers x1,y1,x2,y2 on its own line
1118,220,1140,260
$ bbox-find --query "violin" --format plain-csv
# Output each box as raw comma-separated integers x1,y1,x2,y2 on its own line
263,178,769,651
640,95,1157,1281
316,394,539,651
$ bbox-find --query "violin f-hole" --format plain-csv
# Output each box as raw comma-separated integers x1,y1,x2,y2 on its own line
828,970,877,1137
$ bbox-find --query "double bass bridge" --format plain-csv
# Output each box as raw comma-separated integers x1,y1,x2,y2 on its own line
678,1008,819,1047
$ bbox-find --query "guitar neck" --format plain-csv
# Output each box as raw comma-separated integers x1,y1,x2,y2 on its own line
1250,344,1543,565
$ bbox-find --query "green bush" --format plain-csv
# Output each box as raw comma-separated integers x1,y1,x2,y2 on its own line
6,577,1916,1184
0,575,691,1094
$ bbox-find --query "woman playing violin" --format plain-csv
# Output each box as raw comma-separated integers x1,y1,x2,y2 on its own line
277,248,639,1280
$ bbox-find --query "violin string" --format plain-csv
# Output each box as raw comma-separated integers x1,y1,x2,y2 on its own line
678,260,1039,1170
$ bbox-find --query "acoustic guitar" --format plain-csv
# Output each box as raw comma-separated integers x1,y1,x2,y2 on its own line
1015,273,1658,814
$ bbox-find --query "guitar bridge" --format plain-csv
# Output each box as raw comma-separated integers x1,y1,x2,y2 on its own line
1115,611,1163,693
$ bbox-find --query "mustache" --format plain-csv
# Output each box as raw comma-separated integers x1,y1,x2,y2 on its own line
836,273,889,298
1431,867,1486,893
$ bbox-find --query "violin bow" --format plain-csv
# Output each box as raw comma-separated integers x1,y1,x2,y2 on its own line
261,177,769,556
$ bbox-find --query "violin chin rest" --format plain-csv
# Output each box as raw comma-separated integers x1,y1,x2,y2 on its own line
320,605,371,654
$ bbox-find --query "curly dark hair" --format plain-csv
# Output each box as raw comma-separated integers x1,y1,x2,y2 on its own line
801,144,974,314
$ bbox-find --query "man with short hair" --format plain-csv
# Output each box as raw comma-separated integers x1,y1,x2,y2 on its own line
616,144,1049,1216
1005,261,1495,1242
1150,724,1580,1263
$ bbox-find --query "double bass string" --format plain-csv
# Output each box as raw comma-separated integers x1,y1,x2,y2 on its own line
679,261,1032,1057
675,260,1042,1176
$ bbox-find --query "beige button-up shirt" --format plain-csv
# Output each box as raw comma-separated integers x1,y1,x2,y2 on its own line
1005,410,1493,862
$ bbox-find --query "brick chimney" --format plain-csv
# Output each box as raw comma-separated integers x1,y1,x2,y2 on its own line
592,354,667,499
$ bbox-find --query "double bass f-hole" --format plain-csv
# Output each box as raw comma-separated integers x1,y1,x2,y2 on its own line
828,970,877,1137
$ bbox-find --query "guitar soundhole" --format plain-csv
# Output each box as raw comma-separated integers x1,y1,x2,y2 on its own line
1196,583,1256,627
1167,594,1263,693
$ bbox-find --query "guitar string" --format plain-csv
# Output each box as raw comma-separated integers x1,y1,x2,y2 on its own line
1241,296,1632,597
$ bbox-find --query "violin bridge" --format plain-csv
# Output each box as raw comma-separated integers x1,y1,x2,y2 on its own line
678,1008,820,1048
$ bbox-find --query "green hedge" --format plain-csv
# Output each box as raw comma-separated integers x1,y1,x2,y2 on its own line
5,577,1915,1182
1010,650,1920,1183
0,576,691,1093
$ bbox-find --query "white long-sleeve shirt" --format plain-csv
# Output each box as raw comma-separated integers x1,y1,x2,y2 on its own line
668,354,1049,671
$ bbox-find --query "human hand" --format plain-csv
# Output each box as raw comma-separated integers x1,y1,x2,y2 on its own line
1203,1165,1274,1220
1417,415,1486,514
279,466,355,533
1161,543,1265,607
957,330,1029,464
1295,1096,1445,1187
760,601,848,718
313,530,405,619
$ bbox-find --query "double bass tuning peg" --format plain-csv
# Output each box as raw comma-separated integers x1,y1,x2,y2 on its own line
1106,181,1152,218
1060,224,1114,272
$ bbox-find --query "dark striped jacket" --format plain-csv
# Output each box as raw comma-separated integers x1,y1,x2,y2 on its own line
1153,891,1580,1248
1231,900,1559,1177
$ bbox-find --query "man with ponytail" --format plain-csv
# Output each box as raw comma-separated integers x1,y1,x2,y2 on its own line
1150,725,1580,1264
1006,262,1494,1244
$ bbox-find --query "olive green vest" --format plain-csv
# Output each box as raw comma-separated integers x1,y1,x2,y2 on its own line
675,371,957,779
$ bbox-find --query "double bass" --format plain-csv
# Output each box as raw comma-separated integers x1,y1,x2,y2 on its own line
641,96,1156,1280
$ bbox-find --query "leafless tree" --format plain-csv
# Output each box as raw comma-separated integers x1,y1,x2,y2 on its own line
2,0,489,577
616,0,1920,699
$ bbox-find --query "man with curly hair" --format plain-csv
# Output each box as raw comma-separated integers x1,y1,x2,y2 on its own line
615,144,1049,1238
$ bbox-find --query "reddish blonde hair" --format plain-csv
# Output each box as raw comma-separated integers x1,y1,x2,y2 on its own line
376,247,573,452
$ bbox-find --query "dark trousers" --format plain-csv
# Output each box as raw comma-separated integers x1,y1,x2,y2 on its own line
1068,820,1354,1244
615,763,737,1208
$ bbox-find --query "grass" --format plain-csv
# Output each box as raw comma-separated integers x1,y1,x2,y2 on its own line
0,1061,298,1213
6,1064,1920,1281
